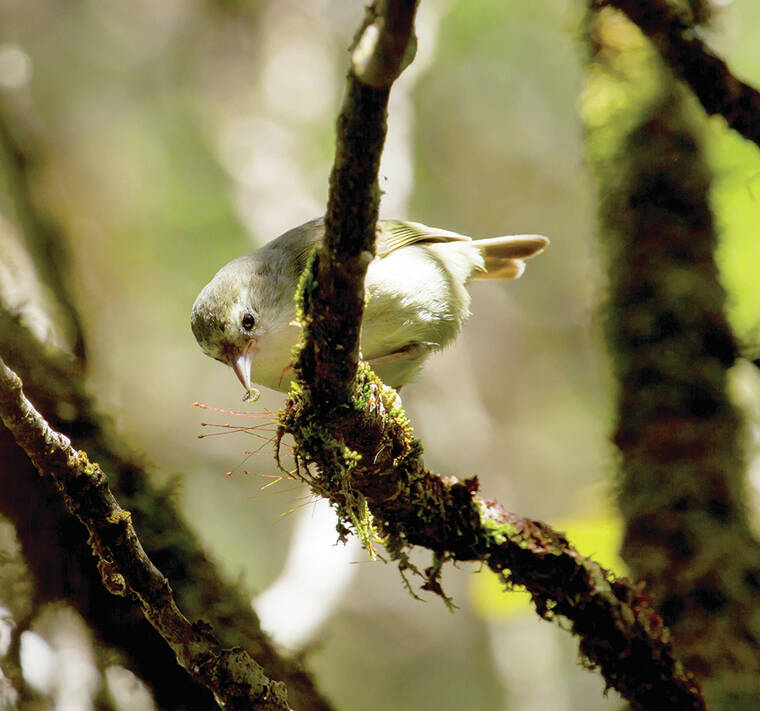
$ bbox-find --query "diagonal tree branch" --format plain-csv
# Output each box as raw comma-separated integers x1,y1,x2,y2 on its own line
281,1,706,709
0,170,333,711
0,355,289,711
0,73,333,711
0,315,220,710
0,302,333,711
595,0,760,148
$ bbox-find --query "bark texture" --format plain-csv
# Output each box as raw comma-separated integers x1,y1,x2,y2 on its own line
281,2,706,708
586,10,760,708
0,307,334,711
596,0,760,148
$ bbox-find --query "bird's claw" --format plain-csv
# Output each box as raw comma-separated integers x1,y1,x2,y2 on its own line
366,382,402,419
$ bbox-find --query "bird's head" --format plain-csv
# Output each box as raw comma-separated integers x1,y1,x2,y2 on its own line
191,224,325,397
190,256,264,394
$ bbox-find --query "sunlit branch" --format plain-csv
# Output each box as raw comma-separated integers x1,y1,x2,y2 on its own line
0,300,334,711
295,0,419,403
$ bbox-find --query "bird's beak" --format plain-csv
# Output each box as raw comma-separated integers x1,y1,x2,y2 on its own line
231,341,255,391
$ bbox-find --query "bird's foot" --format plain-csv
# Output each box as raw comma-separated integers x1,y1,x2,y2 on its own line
365,381,402,420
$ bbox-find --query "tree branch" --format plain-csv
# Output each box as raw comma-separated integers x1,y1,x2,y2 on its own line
0,309,332,711
295,0,419,404
0,190,332,711
281,1,706,709
282,394,707,710
0,356,289,711
587,6,760,703
595,0,760,148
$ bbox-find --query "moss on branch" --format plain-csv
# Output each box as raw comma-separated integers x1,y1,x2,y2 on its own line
279,1,706,708
586,8,760,706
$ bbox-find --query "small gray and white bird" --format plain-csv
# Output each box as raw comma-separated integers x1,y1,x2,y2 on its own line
191,218,548,397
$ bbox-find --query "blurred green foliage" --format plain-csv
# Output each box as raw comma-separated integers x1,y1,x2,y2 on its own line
710,129,760,348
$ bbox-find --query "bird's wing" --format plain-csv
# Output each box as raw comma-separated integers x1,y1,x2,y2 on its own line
375,220,471,257
285,218,472,275
285,218,326,278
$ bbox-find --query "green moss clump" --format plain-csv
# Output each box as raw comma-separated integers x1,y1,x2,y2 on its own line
480,516,517,546
278,375,377,555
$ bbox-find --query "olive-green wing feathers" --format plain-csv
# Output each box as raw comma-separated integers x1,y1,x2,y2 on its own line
282,218,548,281
377,220,548,280
376,220,471,257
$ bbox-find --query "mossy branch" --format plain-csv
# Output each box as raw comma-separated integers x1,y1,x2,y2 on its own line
595,0,760,148
281,368,706,710
0,138,333,711
281,1,706,709
0,355,289,711
294,0,419,404
587,8,760,704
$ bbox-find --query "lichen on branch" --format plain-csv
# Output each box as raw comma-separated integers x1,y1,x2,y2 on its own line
293,0,419,405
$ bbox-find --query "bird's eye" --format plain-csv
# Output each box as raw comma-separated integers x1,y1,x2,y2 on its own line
241,313,255,331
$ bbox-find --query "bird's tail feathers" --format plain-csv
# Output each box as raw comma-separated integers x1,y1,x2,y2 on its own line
472,235,549,280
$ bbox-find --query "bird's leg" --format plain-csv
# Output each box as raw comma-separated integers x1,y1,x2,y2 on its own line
360,346,410,420
367,342,426,369
364,381,403,421
277,364,293,389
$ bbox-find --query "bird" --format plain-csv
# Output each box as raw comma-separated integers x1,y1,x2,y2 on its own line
191,218,548,399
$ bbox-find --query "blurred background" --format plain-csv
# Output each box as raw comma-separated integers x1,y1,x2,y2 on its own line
1,0,759,709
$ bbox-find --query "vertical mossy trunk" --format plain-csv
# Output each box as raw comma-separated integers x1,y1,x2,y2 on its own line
584,10,760,709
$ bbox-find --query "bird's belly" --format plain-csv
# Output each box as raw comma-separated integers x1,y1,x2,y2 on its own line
361,244,474,365
250,243,477,391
